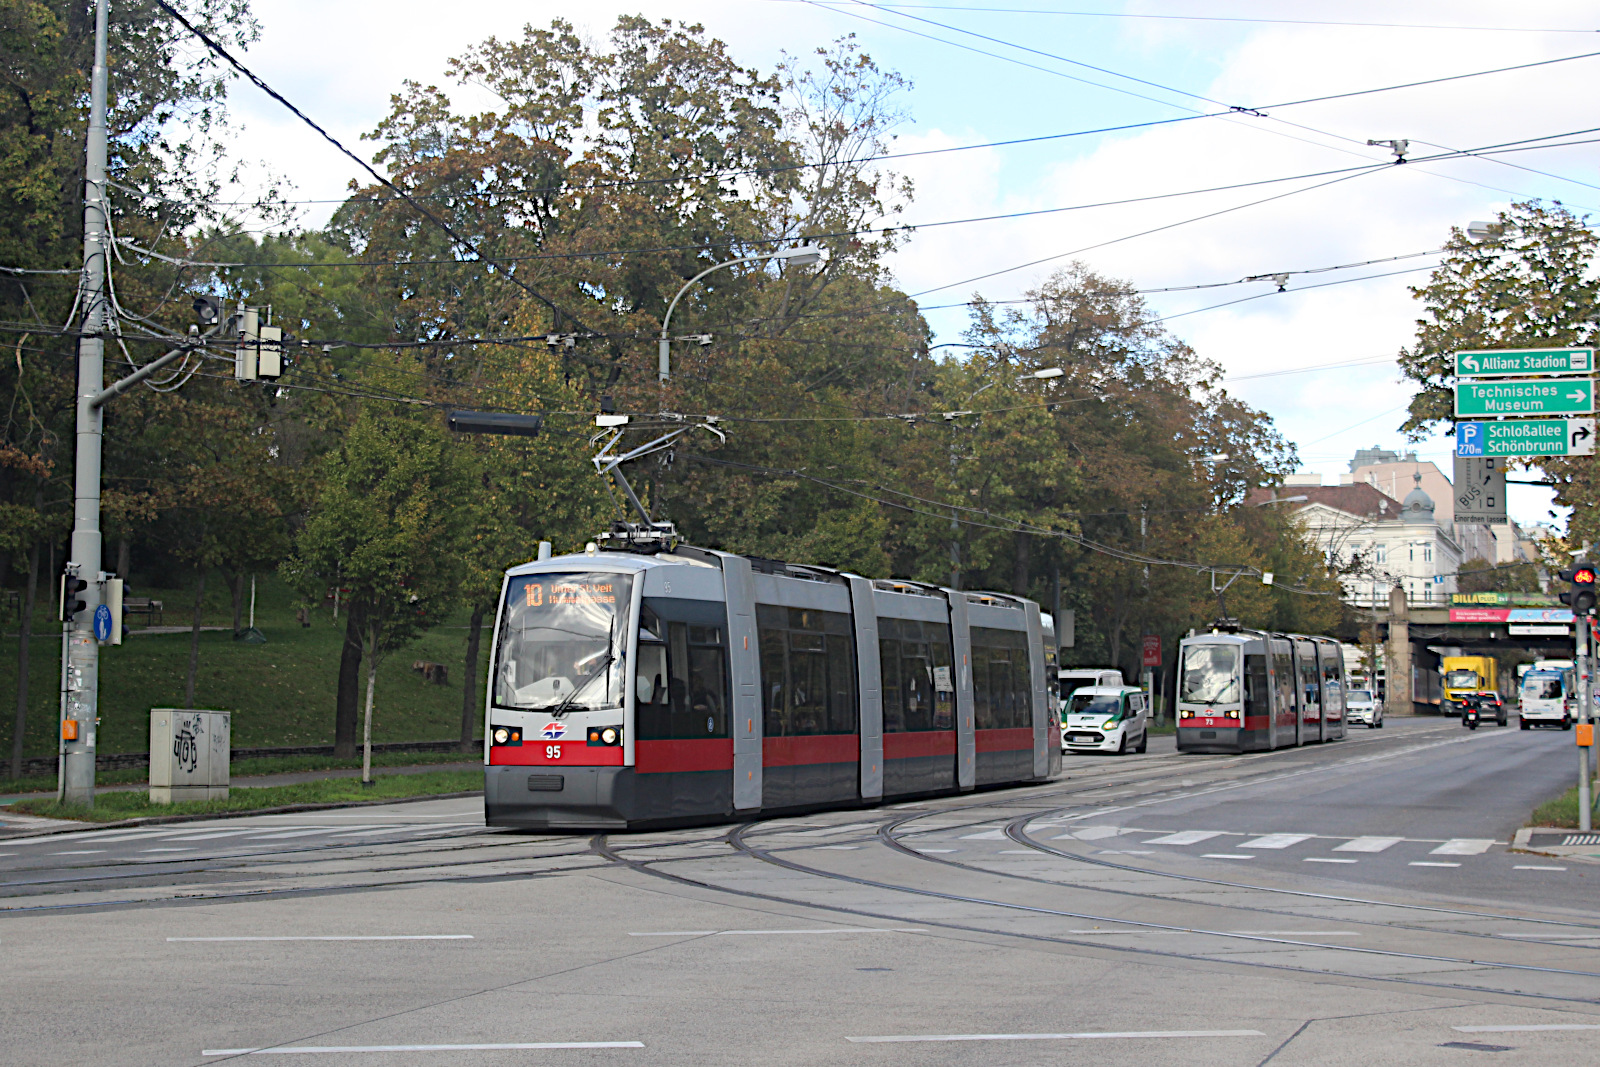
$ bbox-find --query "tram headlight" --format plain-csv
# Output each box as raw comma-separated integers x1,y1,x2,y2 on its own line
587,726,623,746
602,727,618,745
492,727,510,745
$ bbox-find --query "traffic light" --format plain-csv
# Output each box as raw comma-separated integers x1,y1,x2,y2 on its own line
1559,560,1598,616
60,568,88,623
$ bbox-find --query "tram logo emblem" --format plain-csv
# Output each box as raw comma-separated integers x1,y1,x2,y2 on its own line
541,722,566,740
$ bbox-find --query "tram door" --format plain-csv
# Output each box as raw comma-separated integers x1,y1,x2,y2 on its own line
877,610,959,797
1295,638,1324,743
1270,638,1299,746
1319,641,1346,740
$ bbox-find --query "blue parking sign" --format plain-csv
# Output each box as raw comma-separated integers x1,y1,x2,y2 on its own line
1456,421,1484,456
93,603,112,641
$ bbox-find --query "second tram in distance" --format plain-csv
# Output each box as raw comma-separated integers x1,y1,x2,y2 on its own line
1176,627,1348,753
483,542,1062,830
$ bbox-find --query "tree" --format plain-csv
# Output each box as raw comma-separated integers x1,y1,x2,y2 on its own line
1455,556,1542,595
283,399,471,773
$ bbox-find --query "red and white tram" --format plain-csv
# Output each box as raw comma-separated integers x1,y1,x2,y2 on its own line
484,544,1062,829
1176,627,1348,753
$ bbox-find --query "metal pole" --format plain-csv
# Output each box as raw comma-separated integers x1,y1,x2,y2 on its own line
62,0,110,807
1579,617,1591,832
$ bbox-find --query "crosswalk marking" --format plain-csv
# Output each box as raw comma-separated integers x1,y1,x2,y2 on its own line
775,822,878,838
1057,826,1122,841
959,829,1007,840
245,826,386,840
1240,834,1312,850
1143,831,1223,846
1334,837,1401,853
1431,839,1495,856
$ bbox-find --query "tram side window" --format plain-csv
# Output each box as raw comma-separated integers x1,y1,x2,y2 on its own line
1298,651,1321,710
1244,655,1270,721
635,606,729,740
973,627,1030,729
757,605,858,736
879,618,956,732
1321,657,1343,708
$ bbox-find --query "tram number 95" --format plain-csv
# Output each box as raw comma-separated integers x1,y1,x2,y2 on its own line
546,744,561,759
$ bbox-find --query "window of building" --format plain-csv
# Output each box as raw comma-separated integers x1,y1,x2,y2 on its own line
1373,544,1386,564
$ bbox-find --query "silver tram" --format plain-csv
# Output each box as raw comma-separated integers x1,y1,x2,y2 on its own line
1176,627,1348,753
484,544,1062,829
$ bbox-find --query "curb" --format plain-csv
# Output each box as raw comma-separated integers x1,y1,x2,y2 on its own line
0,789,484,840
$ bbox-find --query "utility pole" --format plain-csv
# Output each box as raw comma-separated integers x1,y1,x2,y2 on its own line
61,0,110,806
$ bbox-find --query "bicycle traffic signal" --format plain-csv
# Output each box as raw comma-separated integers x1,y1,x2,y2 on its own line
1559,560,1598,616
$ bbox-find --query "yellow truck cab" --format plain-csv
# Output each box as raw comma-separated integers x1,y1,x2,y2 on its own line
1442,656,1498,717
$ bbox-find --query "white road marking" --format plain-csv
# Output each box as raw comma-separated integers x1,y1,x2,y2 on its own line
846,1030,1265,1043
1334,836,1402,853
245,826,387,840
203,1042,643,1054
1098,850,1154,855
1063,929,1359,937
1240,834,1312,850
1514,865,1568,871
1454,1025,1600,1033
1143,831,1223,846
170,936,474,942
1304,858,1358,864
51,850,104,855
1058,825,1122,840
913,848,957,853
1203,854,1254,860
141,848,194,853
330,824,479,838
166,827,323,841
628,928,923,937
999,849,1034,854
1432,839,1495,855
815,845,859,850
959,829,1007,840
1410,862,1461,868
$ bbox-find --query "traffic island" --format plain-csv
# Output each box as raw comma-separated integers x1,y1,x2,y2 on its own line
1,768,483,824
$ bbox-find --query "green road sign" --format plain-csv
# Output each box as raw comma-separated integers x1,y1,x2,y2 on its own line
1455,347,1593,378
1455,378,1594,417
1456,418,1596,457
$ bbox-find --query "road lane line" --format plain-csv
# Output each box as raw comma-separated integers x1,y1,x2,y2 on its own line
1203,854,1254,860
1432,839,1496,855
1059,825,1123,840
1304,858,1357,864
628,928,923,937
1410,861,1461,867
1143,831,1223,846
1455,1025,1600,1033
1514,865,1568,871
1240,834,1313,850
51,850,104,855
846,1030,1266,1043
1334,836,1402,853
141,848,194,853
170,936,474,942
959,829,1008,840
202,1042,643,1054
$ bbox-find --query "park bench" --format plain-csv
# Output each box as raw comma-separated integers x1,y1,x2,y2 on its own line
122,596,164,627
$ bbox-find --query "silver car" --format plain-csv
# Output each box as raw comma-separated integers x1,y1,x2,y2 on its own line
1346,688,1383,728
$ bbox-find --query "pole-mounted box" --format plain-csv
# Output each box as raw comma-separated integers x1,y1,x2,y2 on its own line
149,709,230,803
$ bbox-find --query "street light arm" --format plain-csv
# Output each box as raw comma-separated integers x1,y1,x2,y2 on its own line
658,254,772,383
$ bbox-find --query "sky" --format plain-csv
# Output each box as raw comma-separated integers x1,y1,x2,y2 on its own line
210,0,1600,530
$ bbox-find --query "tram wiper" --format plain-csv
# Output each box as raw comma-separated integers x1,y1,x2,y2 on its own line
545,652,613,719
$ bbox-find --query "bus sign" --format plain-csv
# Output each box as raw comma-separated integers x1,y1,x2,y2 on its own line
1455,347,1592,378
1455,378,1594,417
1456,417,1596,457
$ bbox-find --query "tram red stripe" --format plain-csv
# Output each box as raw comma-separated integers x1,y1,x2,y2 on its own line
489,744,624,767
975,727,1034,753
763,734,859,767
636,738,734,774
883,731,957,759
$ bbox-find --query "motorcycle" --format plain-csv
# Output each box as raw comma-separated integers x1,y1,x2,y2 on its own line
1462,699,1480,731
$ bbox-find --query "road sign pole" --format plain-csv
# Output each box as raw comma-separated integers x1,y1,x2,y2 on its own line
1578,618,1592,833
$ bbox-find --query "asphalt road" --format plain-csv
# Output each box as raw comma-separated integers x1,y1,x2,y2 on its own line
5,718,1600,1066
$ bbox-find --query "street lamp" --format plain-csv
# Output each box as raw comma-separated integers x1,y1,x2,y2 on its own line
658,244,825,382
1466,220,1495,242
1251,494,1309,506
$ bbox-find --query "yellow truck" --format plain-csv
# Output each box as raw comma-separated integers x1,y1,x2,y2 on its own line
1442,656,1498,717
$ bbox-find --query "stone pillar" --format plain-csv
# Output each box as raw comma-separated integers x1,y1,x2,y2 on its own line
1386,583,1412,717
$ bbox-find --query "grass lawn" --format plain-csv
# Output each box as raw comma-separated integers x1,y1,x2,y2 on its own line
1530,782,1597,829
0,748,480,796
0,574,491,761
6,768,484,822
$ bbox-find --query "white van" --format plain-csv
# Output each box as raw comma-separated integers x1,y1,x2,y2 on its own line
1521,669,1570,729
1063,685,1148,755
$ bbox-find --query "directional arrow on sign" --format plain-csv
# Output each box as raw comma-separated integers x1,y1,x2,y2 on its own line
1576,424,1593,449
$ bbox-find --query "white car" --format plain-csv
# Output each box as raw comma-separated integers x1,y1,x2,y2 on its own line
1346,688,1383,729
1063,686,1149,755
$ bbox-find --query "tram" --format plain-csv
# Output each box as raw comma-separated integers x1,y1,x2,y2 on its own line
483,537,1061,829
1175,627,1348,753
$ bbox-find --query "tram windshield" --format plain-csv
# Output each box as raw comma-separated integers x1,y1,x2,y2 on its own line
494,572,632,712
1069,693,1120,717
1180,645,1240,704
